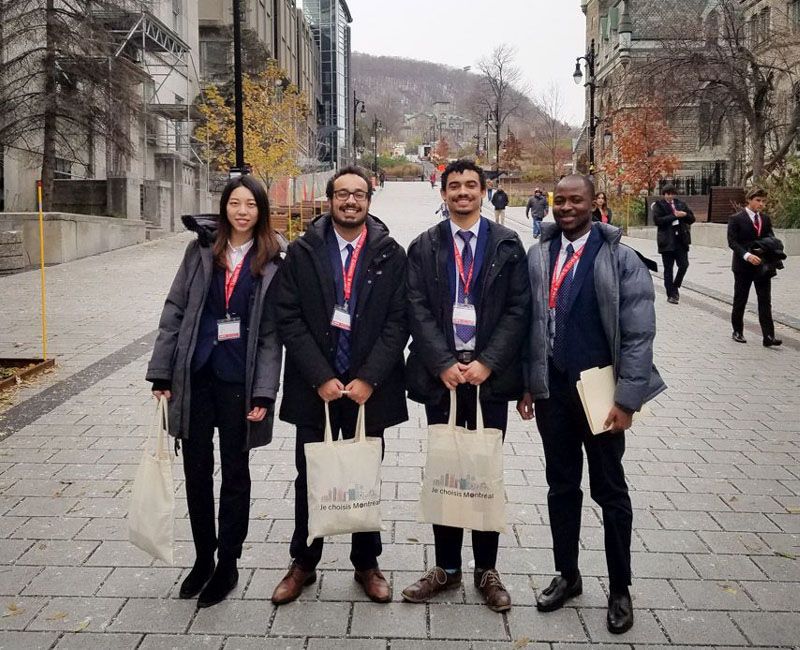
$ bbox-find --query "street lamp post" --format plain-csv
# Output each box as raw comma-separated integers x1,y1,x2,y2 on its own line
353,91,366,163
372,116,381,175
231,0,246,176
573,38,597,175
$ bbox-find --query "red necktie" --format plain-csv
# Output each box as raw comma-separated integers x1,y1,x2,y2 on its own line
753,213,761,235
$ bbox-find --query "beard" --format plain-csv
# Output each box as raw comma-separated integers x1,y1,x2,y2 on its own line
331,208,368,230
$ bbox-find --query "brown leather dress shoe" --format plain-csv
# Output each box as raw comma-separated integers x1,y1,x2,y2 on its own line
475,569,511,612
354,567,392,603
271,562,317,605
401,567,462,603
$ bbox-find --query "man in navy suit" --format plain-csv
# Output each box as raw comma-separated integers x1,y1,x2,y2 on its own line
403,159,530,612
727,187,782,347
518,175,666,634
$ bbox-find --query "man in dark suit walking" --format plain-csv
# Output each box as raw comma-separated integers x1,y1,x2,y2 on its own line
272,166,409,604
518,174,666,634
728,187,782,347
402,159,530,612
651,185,695,304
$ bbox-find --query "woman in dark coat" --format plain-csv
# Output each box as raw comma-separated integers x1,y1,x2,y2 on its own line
146,175,283,608
592,191,613,224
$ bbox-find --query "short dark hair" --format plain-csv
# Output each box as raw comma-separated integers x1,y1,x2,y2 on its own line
440,158,487,190
661,184,676,195
326,165,374,201
746,187,767,201
556,174,595,198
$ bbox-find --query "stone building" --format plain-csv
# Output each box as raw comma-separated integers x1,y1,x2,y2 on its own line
0,0,211,234
576,0,800,193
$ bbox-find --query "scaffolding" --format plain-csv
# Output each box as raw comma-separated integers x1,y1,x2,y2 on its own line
92,6,206,179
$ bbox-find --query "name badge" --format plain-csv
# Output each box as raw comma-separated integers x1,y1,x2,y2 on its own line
331,305,352,331
217,317,241,341
452,303,477,327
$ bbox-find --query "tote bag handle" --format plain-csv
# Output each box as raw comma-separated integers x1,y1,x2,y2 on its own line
323,400,367,444
447,385,486,433
150,396,171,460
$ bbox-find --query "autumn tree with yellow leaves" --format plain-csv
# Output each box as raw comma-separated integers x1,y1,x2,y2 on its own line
195,62,309,188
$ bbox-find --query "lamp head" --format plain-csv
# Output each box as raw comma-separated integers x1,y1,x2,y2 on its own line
573,61,583,85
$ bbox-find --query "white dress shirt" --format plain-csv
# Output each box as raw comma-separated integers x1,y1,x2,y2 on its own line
450,219,481,351
227,239,253,271
554,229,591,278
334,227,366,267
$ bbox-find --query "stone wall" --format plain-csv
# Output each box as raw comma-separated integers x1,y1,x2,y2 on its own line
0,213,146,266
0,231,25,274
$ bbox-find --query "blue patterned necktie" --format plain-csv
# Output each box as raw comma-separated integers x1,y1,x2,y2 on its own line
334,243,354,375
552,243,575,372
455,230,476,344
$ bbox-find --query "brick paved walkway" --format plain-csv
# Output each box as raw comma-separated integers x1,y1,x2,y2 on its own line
1,181,799,648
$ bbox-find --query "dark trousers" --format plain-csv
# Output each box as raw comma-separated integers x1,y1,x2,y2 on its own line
290,396,385,571
424,384,508,572
535,368,632,590
184,369,251,562
661,247,689,298
731,271,774,338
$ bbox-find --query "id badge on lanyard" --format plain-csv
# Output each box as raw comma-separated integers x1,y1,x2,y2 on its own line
331,304,352,331
218,257,244,341
453,302,477,326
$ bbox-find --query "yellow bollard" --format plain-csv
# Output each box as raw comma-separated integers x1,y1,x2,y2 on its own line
36,180,48,360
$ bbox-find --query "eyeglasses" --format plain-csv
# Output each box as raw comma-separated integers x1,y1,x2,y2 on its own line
333,189,369,201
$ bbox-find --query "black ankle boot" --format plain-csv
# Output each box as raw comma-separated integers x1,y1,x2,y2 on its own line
197,558,239,608
179,557,215,599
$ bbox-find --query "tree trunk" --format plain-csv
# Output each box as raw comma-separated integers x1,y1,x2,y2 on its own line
750,121,766,184
40,0,58,210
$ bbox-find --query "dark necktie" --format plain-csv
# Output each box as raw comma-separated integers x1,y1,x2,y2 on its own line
334,244,354,375
552,243,575,372
753,212,761,234
455,231,476,344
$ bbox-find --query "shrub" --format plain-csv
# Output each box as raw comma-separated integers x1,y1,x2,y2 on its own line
766,158,800,229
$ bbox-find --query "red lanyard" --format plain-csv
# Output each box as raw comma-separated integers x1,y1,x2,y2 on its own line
549,246,585,309
753,213,762,236
225,259,245,312
342,230,367,306
453,238,475,300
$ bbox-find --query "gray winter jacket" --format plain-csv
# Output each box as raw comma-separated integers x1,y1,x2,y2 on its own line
146,218,283,450
524,222,666,411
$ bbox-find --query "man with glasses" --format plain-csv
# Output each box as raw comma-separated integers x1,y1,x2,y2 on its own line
272,165,409,604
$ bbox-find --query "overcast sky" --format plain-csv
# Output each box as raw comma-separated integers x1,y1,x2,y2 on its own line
344,0,587,126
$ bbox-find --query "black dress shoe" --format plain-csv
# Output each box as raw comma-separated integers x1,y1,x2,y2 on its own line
667,295,679,304
763,335,783,347
607,591,634,634
536,574,582,612
731,331,747,343
197,560,239,608
179,557,215,599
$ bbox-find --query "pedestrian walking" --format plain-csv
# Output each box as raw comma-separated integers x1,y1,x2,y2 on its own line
402,159,530,612
379,170,386,188
435,201,450,220
490,184,509,225
592,191,613,224
518,174,666,635
271,165,409,605
728,187,783,347
526,187,549,238
651,185,695,304
430,171,437,188
146,175,283,608
486,179,494,204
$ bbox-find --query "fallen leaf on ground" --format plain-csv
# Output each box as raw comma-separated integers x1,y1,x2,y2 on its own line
46,611,68,621
406,537,419,543
513,638,532,649
2,603,24,617
721,584,738,594
73,617,91,632
786,507,800,514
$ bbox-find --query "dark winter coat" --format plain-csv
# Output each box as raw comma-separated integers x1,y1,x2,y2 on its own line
491,189,509,210
652,198,695,253
275,214,409,431
406,218,530,405
145,215,283,450
749,235,786,280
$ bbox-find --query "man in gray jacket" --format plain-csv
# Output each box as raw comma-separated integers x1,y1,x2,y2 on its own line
517,175,665,635
525,187,549,238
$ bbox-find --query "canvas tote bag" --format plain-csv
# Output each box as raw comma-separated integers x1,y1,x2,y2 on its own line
305,403,383,545
419,387,506,533
128,396,175,564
